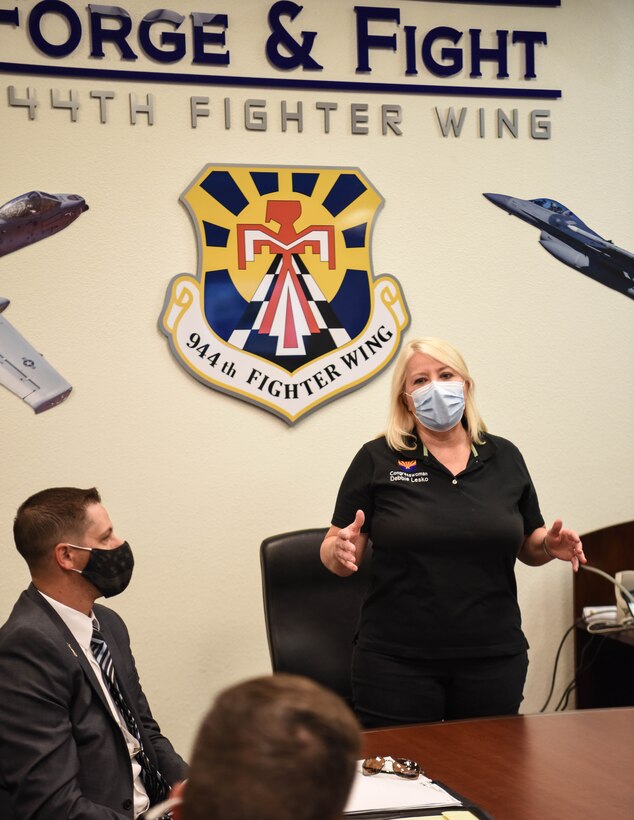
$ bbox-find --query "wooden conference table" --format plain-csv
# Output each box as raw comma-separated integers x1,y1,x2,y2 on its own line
361,707,633,820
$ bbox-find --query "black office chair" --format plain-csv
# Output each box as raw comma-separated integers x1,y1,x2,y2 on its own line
260,527,372,706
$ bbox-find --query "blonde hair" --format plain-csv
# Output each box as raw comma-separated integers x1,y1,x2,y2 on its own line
384,337,487,451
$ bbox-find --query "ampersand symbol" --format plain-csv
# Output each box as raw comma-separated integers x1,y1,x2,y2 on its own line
266,1,323,70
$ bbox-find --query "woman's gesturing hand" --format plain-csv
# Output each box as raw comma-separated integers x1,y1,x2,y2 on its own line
333,510,365,573
545,519,587,572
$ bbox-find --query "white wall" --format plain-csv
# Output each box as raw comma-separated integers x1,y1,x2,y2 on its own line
1,0,632,757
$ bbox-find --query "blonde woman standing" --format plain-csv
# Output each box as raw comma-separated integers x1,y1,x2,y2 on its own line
321,337,585,728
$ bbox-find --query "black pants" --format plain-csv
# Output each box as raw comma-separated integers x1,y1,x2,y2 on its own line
352,646,529,728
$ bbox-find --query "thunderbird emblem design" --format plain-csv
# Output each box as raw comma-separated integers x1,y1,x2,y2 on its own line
160,165,409,423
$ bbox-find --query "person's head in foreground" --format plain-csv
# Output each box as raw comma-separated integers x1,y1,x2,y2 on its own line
166,674,361,820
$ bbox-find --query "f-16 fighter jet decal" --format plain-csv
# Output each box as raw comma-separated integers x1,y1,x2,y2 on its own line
484,193,634,301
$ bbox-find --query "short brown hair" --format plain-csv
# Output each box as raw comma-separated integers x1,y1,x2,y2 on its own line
13,487,101,570
183,674,361,820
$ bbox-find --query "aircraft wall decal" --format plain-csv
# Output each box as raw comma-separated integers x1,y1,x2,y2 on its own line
484,193,634,301
0,190,88,413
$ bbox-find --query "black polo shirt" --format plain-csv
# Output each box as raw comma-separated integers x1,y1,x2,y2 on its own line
332,433,544,659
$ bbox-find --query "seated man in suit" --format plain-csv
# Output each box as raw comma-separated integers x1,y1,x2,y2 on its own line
0,486,187,819
147,674,361,820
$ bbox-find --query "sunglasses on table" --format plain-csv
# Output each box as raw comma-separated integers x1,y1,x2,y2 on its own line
361,756,422,779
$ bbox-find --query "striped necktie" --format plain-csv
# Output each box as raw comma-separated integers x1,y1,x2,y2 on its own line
90,620,169,806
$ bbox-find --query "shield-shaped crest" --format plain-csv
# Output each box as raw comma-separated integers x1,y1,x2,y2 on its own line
160,165,409,423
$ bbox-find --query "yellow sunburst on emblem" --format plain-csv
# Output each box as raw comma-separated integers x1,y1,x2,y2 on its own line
183,166,381,303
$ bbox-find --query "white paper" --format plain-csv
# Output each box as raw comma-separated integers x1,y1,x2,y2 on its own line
344,761,462,814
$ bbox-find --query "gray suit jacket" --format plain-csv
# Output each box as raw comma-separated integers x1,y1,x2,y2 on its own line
0,585,187,819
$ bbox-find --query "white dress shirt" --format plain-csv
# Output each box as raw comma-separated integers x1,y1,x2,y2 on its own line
38,591,150,818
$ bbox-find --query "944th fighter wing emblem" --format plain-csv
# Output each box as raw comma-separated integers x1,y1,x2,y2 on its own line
160,165,409,423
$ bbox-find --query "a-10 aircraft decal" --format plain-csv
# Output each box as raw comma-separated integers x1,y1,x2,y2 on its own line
0,190,88,413
484,193,634,302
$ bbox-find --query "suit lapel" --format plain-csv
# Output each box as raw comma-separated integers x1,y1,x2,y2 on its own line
24,585,118,719
24,586,157,766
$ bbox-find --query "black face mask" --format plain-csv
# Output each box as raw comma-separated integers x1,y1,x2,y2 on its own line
68,541,134,598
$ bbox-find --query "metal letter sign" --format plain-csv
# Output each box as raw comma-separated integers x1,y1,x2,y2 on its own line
160,165,409,423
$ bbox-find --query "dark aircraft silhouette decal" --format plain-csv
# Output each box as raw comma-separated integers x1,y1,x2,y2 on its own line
0,190,88,412
484,193,634,302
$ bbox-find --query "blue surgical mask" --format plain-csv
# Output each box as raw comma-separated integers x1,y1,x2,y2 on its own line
407,381,465,432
